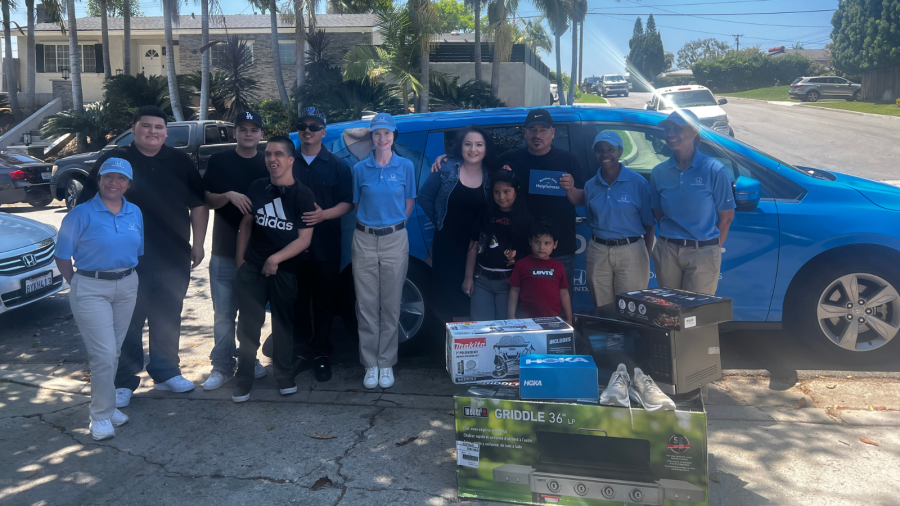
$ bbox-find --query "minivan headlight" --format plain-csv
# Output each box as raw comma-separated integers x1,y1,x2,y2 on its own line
714,115,728,124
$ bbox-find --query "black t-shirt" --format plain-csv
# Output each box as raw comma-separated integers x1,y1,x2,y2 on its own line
292,146,353,262
77,144,205,268
471,210,530,270
500,146,586,257
244,178,317,272
203,150,268,258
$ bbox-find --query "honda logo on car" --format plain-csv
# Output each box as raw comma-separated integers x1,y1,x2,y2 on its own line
524,357,589,365
454,338,487,350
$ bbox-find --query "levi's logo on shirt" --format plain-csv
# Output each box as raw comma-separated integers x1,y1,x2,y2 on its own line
255,198,294,231
531,269,555,278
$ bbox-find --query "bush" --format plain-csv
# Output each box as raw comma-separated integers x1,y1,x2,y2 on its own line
40,102,115,151
693,54,827,92
251,99,298,138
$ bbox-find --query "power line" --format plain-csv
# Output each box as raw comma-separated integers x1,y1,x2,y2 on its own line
732,33,743,50
594,0,791,9
620,0,833,28
584,10,836,16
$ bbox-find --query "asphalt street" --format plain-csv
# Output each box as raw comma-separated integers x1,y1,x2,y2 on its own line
607,92,900,182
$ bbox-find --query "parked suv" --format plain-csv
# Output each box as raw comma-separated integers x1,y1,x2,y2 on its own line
598,74,629,97
645,85,733,136
50,120,238,209
790,76,861,102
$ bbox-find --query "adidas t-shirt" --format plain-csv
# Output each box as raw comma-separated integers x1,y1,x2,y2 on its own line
244,178,317,272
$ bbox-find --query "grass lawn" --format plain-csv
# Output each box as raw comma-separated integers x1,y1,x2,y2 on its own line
574,93,607,104
719,86,794,101
804,101,900,117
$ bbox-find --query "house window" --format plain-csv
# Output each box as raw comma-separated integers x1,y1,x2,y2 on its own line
212,42,253,69
44,44,96,72
279,42,309,66
82,46,96,72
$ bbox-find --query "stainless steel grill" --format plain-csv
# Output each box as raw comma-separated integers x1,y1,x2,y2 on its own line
0,239,56,276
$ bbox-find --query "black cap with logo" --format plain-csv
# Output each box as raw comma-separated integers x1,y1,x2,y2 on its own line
236,110,263,129
525,108,554,129
299,106,327,126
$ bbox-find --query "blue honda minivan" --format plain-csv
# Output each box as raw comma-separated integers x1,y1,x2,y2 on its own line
291,106,900,366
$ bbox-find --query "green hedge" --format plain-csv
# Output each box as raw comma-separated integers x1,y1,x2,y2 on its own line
692,54,826,92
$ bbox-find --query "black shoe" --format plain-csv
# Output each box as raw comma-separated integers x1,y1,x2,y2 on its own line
277,379,298,396
292,355,312,378
314,356,332,382
232,384,251,403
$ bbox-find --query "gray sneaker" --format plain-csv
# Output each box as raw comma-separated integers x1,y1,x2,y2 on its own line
599,363,631,407
629,368,676,412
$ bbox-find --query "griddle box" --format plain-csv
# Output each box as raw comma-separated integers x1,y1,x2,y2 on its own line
615,288,732,331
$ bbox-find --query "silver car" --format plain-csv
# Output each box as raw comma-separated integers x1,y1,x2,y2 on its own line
789,76,861,102
599,74,629,97
0,213,64,314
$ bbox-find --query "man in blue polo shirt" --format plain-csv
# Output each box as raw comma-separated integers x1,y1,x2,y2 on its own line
560,131,655,307
649,110,735,295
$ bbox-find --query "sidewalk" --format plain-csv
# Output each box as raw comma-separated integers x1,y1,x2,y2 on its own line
2,369,898,505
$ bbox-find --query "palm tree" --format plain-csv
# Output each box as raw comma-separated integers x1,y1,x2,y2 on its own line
199,0,209,120
2,0,23,120
250,0,290,105
26,0,63,115
407,0,439,112
487,0,516,100
65,0,86,149
163,0,185,120
464,0,486,82
568,0,585,105
123,0,130,74
514,16,551,54
278,0,318,94
534,0,567,105
99,0,111,78
577,18,583,85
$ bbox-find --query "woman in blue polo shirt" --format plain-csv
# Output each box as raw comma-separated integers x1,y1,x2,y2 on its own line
351,113,416,390
55,158,143,441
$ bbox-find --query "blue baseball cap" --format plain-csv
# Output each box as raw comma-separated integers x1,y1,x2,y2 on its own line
98,157,133,180
592,131,624,150
658,109,701,129
370,112,397,132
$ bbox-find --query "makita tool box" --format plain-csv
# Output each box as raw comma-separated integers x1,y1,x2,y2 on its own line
446,318,575,384
519,355,599,400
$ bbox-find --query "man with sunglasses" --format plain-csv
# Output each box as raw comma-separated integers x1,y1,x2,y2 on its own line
291,107,354,382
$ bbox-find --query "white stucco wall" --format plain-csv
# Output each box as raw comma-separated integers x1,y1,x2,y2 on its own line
430,62,551,107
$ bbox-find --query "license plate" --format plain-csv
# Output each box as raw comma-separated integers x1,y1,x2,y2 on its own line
25,272,52,294
41,172,51,180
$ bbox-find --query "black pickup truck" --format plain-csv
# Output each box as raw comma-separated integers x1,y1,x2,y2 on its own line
50,120,246,209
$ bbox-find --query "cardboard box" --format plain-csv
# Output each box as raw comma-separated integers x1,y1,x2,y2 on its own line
615,288,733,331
455,386,708,505
446,318,576,384
519,355,599,400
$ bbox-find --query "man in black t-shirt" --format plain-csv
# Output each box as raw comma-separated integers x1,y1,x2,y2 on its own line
232,136,316,403
201,111,269,391
77,106,208,405
291,107,354,382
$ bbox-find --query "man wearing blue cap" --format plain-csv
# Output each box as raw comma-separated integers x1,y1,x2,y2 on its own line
560,131,655,307
649,110,735,294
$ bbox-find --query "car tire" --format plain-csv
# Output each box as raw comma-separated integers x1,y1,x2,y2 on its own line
728,127,735,137
847,91,860,102
786,259,900,366
805,90,820,103
65,178,83,210
625,92,629,97
29,197,54,208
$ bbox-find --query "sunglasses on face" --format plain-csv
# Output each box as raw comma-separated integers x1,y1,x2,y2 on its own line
298,124,324,132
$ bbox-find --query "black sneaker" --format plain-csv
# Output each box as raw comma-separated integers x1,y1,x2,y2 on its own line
314,356,332,382
232,384,251,403
278,380,298,396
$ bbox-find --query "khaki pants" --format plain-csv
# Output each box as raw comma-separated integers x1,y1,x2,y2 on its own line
352,228,409,368
586,239,651,308
70,272,139,421
652,239,722,294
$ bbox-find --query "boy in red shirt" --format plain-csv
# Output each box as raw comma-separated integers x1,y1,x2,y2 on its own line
508,219,573,324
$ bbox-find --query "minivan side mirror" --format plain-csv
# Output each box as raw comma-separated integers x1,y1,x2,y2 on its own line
645,101,652,110
734,176,761,212
717,98,728,105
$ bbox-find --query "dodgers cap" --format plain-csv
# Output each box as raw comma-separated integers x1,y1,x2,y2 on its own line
236,110,263,129
299,106,327,126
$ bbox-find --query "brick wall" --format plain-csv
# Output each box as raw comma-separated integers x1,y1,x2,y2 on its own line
51,79,73,109
179,31,372,103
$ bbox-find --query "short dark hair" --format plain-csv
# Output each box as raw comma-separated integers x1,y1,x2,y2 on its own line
266,135,295,158
132,106,168,126
448,125,500,171
529,218,557,242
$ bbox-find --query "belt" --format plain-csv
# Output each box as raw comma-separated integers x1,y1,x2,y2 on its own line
662,237,719,248
592,236,642,246
76,268,135,280
356,222,405,236
476,264,512,280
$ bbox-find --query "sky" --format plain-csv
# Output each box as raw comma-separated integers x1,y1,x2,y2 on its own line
5,0,840,78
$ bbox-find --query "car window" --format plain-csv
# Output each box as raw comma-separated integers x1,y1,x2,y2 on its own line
166,126,190,148
226,126,235,142
205,125,222,144
604,76,624,82
659,90,717,110
442,124,570,158
113,132,134,147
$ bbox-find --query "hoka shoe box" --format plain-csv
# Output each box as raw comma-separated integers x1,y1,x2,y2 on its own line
519,355,599,400
446,318,575,384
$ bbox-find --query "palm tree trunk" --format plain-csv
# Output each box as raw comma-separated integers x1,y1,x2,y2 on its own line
100,0,111,79
269,0,290,105
199,0,209,120
25,0,35,115
554,33,563,105
123,0,131,75
473,1,481,82
489,3,503,100
402,81,409,112
295,0,305,91
578,20,583,85
163,0,184,121
2,0,23,120
66,0,85,150
419,44,429,112
568,20,577,105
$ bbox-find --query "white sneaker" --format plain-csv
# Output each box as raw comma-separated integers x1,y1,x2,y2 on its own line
600,364,631,407
363,367,379,389
629,368,676,412
111,409,129,427
254,361,268,379
202,370,232,391
153,375,195,393
90,419,115,440
379,367,395,389
115,388,132,408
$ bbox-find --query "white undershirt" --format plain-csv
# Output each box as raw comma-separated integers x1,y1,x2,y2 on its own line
302,154,316,165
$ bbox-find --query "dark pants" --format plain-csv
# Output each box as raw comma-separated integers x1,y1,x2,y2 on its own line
235,262,297,389
556,253,576,301
293,259,340,359
115,261,191,391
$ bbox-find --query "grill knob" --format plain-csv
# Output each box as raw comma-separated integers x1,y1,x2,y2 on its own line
547,480,560,492
574,483,588,496
630,489,644,502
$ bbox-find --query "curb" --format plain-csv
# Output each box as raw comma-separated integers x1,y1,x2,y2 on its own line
0,369,90,395
724,96,900,120
722,369,900,380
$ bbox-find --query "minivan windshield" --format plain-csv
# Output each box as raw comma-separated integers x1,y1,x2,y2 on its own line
604,75,625,82
660,90,717,109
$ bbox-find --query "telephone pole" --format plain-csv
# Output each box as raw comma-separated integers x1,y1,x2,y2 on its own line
732,34,743,51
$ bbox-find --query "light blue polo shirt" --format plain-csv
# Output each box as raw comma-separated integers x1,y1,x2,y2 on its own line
649,149,736,241
352,150,417,228
56,194,144,271
585,165,655,240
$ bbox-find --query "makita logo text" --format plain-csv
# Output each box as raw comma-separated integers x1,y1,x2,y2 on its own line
523,380,542,386
454,338,487,350
525,357,589,365
548,337,571,345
